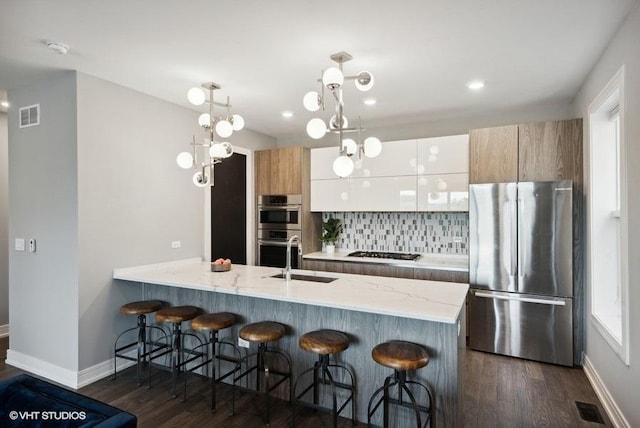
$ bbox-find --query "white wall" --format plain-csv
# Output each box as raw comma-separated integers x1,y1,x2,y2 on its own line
0,111,8,328
76,73,207,370
7,71,79,372
6,70,277,384
572,2,640,426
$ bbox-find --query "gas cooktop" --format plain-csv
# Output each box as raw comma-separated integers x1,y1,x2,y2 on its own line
347,251,422,261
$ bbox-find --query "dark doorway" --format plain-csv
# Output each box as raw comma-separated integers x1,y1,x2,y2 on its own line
211,152,246,264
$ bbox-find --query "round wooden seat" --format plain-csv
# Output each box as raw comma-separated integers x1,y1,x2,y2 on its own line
155,305,200,324
299,329,350,355
372,340,430,371
120,300,164,315
191,312,236,332
240,321,285,343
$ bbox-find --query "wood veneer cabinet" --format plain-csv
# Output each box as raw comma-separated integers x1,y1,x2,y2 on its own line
255,146,307,195
518,119,582,182
469,125,518,183
303,259,468,283
469,119,582,184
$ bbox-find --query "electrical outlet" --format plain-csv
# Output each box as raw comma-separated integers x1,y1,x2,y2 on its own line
171,240,181,249
28,238,36,252
238,337,250,348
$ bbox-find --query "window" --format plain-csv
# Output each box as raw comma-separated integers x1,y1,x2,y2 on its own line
587,65,629,364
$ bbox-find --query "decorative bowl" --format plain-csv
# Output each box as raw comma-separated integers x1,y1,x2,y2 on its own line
211,263,231,272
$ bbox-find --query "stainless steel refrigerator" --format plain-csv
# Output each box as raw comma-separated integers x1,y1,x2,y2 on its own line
468,180,573,366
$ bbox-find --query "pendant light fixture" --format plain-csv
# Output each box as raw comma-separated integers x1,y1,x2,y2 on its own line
303,51,381,177
176,82,244,187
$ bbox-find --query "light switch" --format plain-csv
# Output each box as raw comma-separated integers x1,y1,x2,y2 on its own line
15,238,25,251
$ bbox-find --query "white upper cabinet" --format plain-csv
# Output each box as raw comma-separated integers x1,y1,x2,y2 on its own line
310,179,350,211
310,134,469,212
311,146,342,180
416,134,469,175
351,139,417,178
349,177,417,212
416,173,469,211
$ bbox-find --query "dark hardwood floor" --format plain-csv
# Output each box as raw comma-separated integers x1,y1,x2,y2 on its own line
0,336,610,427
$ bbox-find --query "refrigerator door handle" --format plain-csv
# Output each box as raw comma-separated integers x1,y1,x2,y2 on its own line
517,196,525,282
510,197,517,277
474,291,567,306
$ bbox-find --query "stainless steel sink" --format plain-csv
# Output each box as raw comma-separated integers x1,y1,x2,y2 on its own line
270,273,338,283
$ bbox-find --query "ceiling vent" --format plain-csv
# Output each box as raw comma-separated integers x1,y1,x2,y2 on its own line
19,104,40,128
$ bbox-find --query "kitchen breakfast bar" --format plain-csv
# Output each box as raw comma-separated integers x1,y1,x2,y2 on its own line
113,258,468,427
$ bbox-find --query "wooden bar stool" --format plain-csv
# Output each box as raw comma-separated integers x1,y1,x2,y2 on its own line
155,305,204,398
367,340,434,428
113,300,168,386
184,312,243,413
293,329,356,427
235,321,292,426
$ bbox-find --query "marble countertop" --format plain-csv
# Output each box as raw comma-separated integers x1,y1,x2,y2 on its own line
113,258,468,324
303,249,469,272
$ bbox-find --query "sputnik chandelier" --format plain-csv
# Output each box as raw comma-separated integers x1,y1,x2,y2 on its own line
303,51,382,177
176,82,244,187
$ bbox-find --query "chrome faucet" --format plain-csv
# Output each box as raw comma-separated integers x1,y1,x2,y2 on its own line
284,235,299,281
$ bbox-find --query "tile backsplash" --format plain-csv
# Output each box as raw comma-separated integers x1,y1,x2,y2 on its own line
322,212,468,254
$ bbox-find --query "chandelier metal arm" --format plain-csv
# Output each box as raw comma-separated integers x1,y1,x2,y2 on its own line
303,51,379,178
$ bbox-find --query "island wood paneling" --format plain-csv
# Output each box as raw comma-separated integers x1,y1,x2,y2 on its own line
469,125,519,184
136,283,464,428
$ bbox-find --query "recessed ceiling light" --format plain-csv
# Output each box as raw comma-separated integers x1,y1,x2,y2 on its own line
0,101,8,108
281,111,293,118
467,80,485,90
363,98,377,106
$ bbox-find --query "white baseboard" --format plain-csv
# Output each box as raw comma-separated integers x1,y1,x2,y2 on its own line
77,353,137,389
0,324,8,338
6,349,78,388
583,355,630,428
6,349,137,390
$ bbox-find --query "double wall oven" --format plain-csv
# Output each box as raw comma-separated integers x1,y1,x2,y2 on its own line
257,195,302,268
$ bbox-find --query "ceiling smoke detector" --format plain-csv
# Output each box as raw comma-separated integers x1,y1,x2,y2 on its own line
47,42,69,55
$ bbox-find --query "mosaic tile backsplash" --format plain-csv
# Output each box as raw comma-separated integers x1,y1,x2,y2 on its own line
322,212,469,254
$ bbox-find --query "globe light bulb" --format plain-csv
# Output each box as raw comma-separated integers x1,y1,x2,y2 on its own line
198,113,210,127
342,138,358,155
363,137,382,158
215,120,233,138
209,143,227,158
430,145,440,155
303,91,321,112
437,180,448,191
220,142,234,158
322,67,344,90
231,114,244,131
333,155,354,177
306,118,327,139
355,71,375,91
330,115,349,130
187,87,206,106
192,171,209,187
176,151,194,169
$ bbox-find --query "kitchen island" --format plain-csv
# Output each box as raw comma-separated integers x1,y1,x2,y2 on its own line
113,258,468,427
